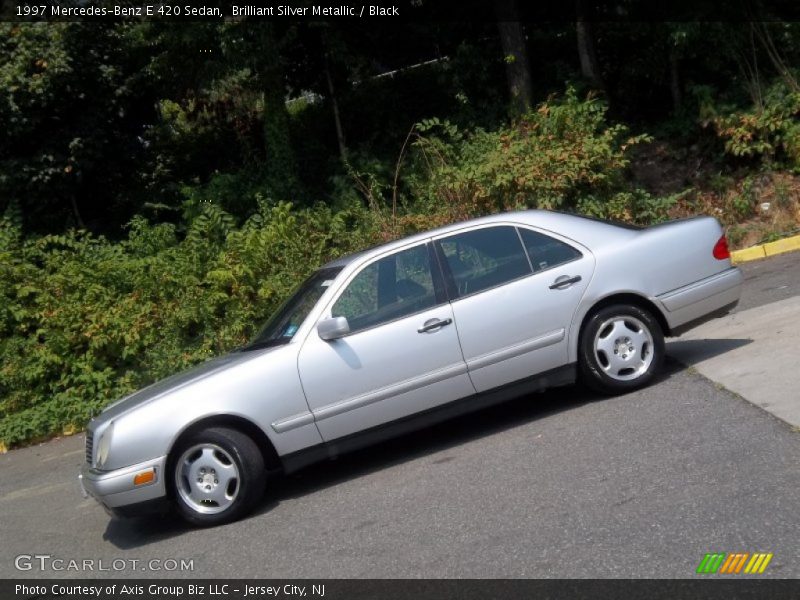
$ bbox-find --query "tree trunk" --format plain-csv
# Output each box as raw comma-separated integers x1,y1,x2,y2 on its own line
576,0,604,91
752,21,800,93
495,0,533,116
324,52,348,164
669,46,682,112
260,25,298,199
69,194,86,230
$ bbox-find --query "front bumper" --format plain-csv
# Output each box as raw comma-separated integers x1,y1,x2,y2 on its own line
79,455,168,510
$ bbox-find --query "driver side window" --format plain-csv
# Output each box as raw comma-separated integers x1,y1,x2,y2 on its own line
332,244,436,333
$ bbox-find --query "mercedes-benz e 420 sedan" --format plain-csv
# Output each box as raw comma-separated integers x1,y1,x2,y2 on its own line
80,210,743,525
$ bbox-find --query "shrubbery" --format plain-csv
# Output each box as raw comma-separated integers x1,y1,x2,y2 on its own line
709,82,800,171
403,89,673,225
0,201,378,449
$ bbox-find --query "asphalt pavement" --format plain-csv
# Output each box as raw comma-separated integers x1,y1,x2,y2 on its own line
1,252,798,579
669,295,800,427
669,250,800,428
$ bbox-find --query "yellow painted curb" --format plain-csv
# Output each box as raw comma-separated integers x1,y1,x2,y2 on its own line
731,245,766,263
731,234,800,263
763,235,800,257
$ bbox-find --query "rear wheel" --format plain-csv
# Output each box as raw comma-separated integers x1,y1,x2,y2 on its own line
579,304,664,395
170,427,265,526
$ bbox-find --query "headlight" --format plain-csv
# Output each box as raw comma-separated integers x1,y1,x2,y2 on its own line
96,422,114,468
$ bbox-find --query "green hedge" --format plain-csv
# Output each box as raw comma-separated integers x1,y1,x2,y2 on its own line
0,201,378,449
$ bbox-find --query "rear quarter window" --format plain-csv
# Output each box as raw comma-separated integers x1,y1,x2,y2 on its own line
518,228,582,273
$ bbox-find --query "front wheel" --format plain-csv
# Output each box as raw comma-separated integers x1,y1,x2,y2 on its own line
170,427,265,526
578,304,664,395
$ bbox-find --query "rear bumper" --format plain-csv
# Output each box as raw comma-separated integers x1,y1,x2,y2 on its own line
79,455,168,511
658,267,743,335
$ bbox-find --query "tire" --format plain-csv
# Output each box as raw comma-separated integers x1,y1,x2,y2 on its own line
578,304,664,395
169,427,265,527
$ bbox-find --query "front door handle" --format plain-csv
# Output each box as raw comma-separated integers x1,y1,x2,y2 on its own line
549,275,582,290
418,318,453,333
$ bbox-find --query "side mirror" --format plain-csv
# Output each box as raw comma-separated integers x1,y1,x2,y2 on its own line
317,316,350,341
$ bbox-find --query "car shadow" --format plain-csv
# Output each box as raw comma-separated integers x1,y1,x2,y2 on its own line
269,357,698,507
102,510,190,547
666,337,752,365
101,357,688,549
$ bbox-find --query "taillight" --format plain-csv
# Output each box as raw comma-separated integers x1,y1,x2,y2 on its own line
713,234,730,260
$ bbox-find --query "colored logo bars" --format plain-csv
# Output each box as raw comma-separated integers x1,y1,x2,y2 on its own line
696,552,774,574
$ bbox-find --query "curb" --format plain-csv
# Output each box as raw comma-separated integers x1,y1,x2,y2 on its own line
731,234,800,264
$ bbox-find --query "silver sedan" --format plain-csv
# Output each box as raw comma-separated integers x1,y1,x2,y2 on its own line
79,210,743,525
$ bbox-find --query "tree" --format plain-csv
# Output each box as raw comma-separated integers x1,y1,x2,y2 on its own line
576,0,605,91
0,22,158,233
495,0,533,115
252,24,299,200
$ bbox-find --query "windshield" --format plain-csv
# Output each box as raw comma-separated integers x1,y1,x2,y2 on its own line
242,267,343,351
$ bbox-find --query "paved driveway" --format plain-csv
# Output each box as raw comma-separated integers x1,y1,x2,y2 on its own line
1,253,798,579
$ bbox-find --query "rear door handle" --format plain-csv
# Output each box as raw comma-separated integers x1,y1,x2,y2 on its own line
549,275,582,290
418,318,453,333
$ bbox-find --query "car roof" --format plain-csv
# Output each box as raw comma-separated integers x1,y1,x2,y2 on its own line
321,209,636,269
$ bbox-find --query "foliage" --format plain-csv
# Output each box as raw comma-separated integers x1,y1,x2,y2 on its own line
709,82,800,170
0,22,158,233
0,202,378,448
577,189,684,226
405,89,651,220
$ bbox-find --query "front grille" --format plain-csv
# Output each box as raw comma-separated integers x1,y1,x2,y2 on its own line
85,432,94,465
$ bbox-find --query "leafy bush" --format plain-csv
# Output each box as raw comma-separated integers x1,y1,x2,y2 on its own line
710,82,800,171
576,189,684,226
407,88,651,219
0,201,378,449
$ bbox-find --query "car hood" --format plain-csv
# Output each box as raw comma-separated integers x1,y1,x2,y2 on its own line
94,346,282,423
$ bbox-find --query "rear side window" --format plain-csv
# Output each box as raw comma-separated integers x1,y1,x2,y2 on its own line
438,226,531,298
518,228,582,273
332,244,437,333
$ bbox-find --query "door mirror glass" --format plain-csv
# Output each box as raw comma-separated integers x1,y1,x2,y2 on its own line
317,316,350,341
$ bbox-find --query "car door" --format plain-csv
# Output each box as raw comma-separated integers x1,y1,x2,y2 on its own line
434,224,594,393
297,241,475,441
